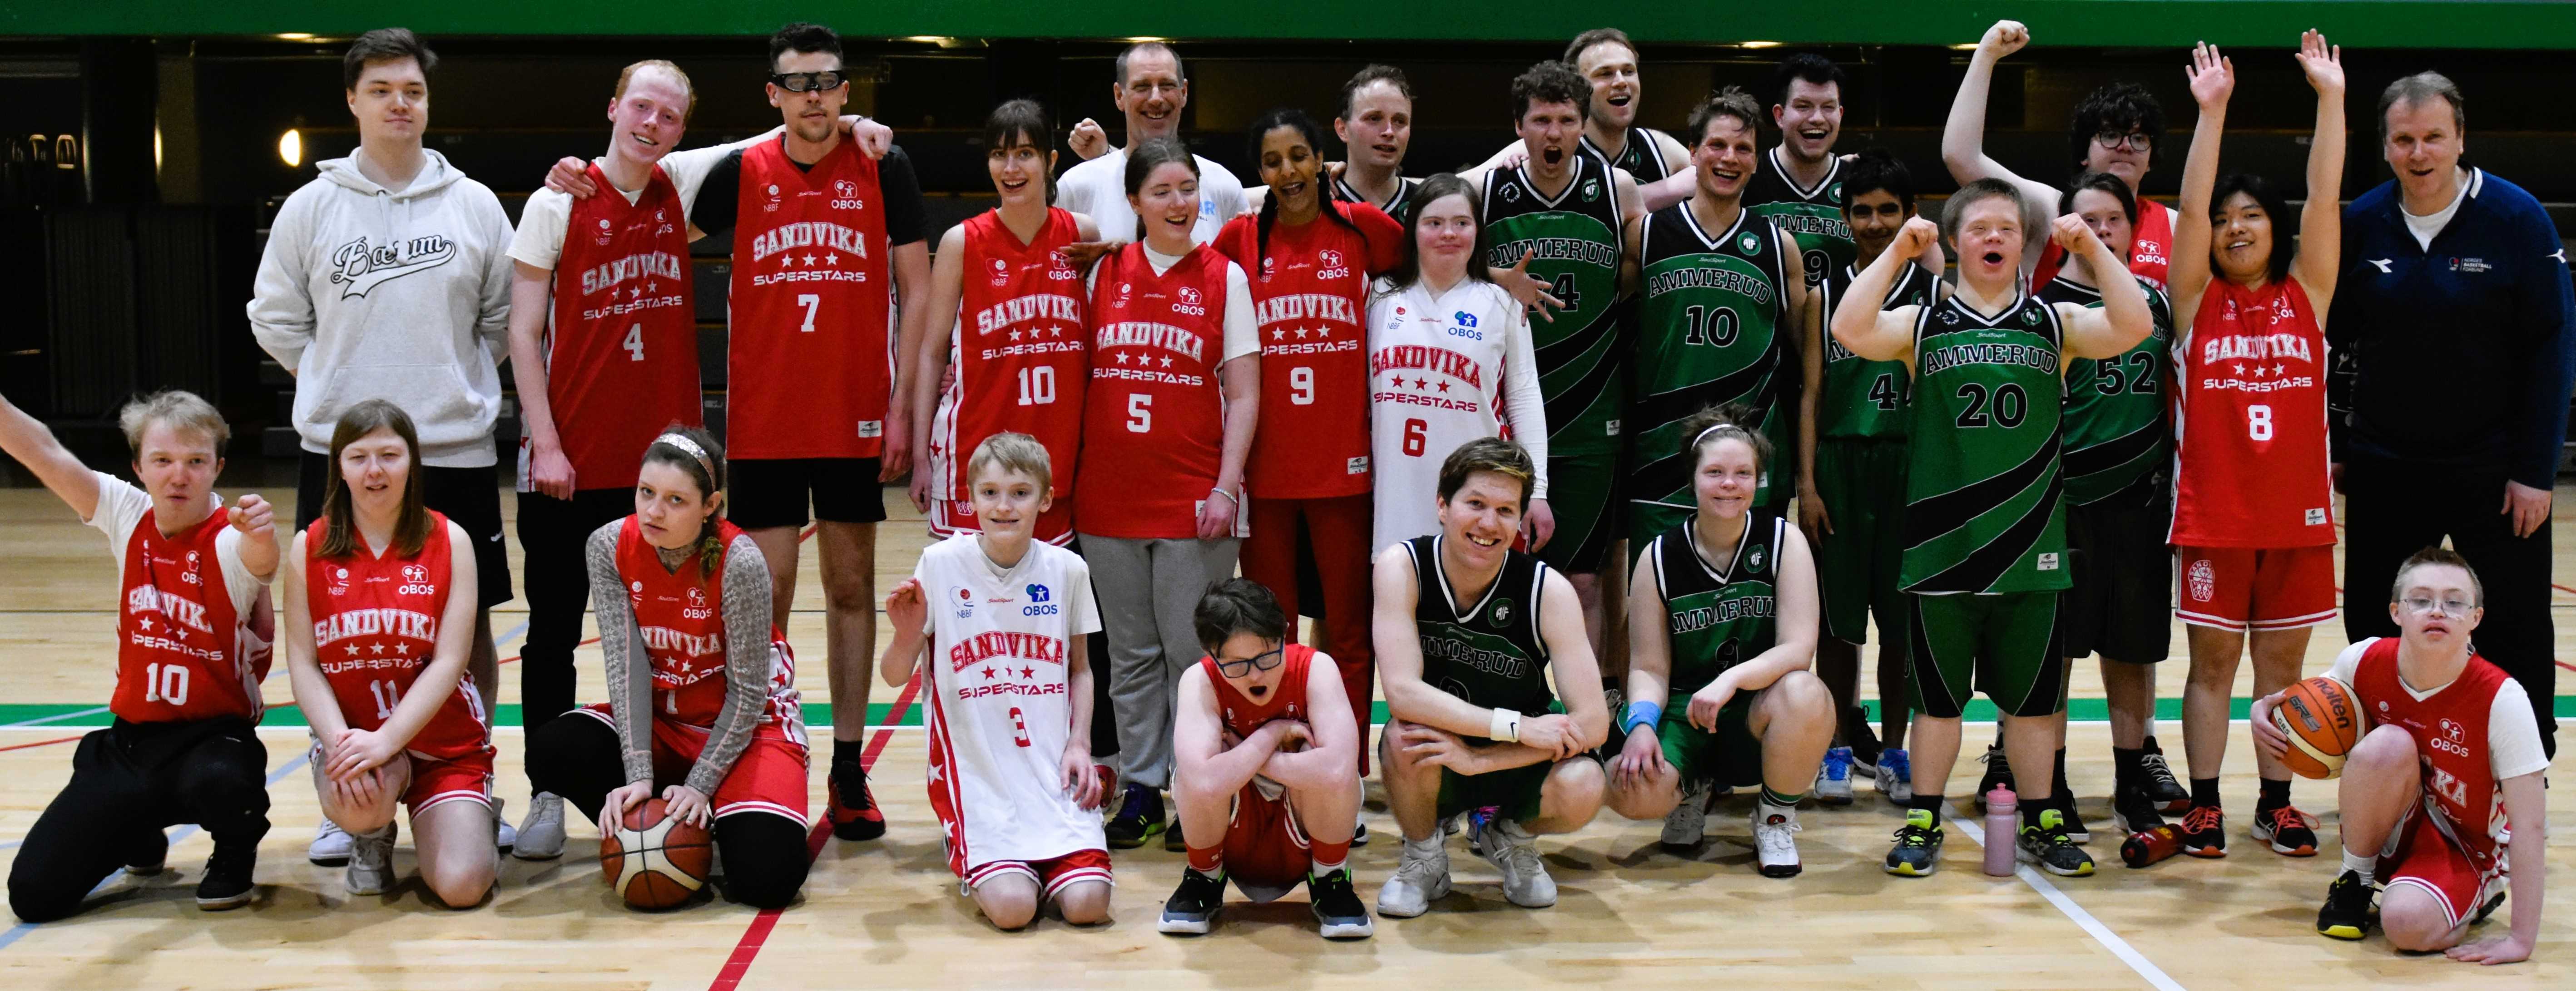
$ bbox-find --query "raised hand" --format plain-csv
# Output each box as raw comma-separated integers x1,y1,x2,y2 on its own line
1068,118,1109,160
1980,20,2030,59
1891,216,1941,260
2050,213,2100,255
884,578,927,636
2187,42,2235,111
2294,30,2344,98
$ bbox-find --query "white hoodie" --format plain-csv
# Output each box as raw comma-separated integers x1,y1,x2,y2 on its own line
248,150,515,468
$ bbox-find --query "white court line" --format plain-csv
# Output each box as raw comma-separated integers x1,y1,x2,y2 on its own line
1947,815,2185,991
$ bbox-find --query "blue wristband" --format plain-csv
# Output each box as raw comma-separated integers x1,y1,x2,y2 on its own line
1623,700,1662,736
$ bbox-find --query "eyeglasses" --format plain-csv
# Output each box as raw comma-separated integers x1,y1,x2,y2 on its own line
2094,129,2153,152
771,71,847,94
2399,596,2477,617
1214,646,1285,678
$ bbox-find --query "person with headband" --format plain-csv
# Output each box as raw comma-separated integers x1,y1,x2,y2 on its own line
1605,406,1830,878
524,426,815,910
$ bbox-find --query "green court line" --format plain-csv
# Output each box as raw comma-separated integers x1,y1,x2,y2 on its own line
5,697,2574,729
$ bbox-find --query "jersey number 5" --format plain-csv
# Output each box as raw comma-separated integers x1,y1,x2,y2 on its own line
1127,393,1152,433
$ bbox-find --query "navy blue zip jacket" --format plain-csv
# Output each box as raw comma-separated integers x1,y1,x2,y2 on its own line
2327,168,2576,489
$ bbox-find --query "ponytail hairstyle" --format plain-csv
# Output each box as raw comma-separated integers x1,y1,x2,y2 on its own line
1122,137,1201,243
641,424,729,578
319,399,433,559
984,98,1057,206
1678,403,1772,478
1244,107,1360,282
1378,172,1493,295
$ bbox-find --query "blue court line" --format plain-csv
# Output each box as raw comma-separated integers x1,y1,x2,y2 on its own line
496,618,528,650
0,749,312,950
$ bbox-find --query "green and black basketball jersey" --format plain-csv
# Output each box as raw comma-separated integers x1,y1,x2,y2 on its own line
1817,261,1937,440
1743,147,1855,290
1631,206,1792,514
1902,293,2071,595
1404,535,1558,740
1582,127,1672,184
1485,151,1627,455
2035,275,2173,505
1649,511,1785,696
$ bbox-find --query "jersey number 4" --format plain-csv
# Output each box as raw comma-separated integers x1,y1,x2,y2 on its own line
1549,273,1583,312
1868,371,1907,410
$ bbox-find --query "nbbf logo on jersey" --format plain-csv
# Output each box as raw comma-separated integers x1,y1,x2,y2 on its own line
990,257,1011,287
952,586,976,619
832,179,866,211
330,566,352,596
397,563,433,597
763,183,782,212
594,217,614,246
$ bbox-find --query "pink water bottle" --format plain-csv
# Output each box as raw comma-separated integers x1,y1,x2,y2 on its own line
1982,786,2018,877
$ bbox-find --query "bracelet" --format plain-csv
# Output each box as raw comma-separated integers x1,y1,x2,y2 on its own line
1623,700,1663,737
1487,707,1522,743
1208,487,1238,505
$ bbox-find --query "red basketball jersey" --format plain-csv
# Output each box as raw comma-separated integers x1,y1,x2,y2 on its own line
535,163,702,490
302,513,490,761
2172,277,2334,547
2033,200,2174,291
114,510,261,723
1201,643,1317,739
1215,203,1403,498
1073,243,1235,538
614,516,799,729
2351,637,2510,875
931,207,1090,543
725,137,894,459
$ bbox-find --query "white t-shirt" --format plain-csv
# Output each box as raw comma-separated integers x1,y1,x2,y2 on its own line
2327,638,2550,782
2401,170,2471,252
913,535,1107,870
505,142,746,271
1085,245,1260,363
1058,148,1248,247
84,472,269,614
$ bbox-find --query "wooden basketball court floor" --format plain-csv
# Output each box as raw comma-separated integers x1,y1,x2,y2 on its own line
0,483,2570,988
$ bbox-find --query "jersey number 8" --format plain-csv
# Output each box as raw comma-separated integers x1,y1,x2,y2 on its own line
2247,404,2273,441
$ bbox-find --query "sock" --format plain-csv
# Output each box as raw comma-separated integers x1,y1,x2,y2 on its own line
1309,839,1351,875
1906,792,1946,816
2112,746,2145,789
1185,844,1223,875
2022,800,2050,831
1760,787,1806,808
2257,778,2291,814
832,741,867,791
2190,776,2222,809
2052,747,2071,803
2341,848,2377,886
1403,834,1445,857
2143,734,2166,754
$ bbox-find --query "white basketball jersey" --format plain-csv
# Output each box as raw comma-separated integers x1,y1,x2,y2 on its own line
914,535,1106,873
1367,277,1524,554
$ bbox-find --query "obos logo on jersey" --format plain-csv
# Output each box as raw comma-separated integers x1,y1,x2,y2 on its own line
1048,250,1077,280
1317,248,1348,280
398,563,434,596
832,179,865,210
2432,718,2473,757
1175,285,1205,316
1023,582,1058,616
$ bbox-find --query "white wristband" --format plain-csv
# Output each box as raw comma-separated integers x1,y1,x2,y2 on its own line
1488,707,1522,743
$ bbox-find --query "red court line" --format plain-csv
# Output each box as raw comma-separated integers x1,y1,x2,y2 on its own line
708,670,921,991
0,735,82,754
2557,660,2576,673
2554,583,2576,596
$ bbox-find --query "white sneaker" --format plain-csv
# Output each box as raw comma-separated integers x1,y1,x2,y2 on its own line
1661,779,1711,848
1817,746,1855,804
1754,803,1803,878
513,792,567,861
1876,749,1914,804
1473,816,1556,908
492,796,515,851
1374,838,1451,917
344,823,396,896
309,817,352,866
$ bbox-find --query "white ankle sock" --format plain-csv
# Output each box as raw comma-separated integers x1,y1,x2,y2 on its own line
2341,848,2376,885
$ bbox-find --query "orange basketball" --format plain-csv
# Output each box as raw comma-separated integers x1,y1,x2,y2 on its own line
600,798,715,910
2272,676,2362,779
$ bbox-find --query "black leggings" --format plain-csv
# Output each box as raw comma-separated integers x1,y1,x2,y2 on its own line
9,718,270,922
513,489,633,750
524,715,810,910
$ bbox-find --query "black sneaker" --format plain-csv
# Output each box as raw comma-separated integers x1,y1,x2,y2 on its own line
194,841,257,911
1308,867,1374,939
1974,745,2012,811
2050,793,2092,844
1164,817,1187,853
2316,870,2377,940
2112,783,2167,835
827,767,886,842
1105,783,1167,849
2177,804,2227,858
1352,819,1370,847
1884,809,1944,877
1590,685,1626,762
2471,886,2507,926
2252,805,2320,857
2018,808,2095,877
1157,868,1226,935
2136,741,2191,814
128,828,170,877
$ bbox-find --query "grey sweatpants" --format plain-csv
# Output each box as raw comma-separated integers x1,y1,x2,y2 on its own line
1079,533,1240,790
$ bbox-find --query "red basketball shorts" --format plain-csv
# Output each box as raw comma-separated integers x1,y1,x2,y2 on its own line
2174,545,2337,631
574,705,810,823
